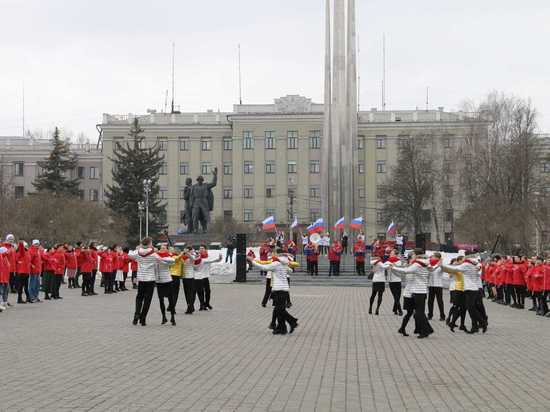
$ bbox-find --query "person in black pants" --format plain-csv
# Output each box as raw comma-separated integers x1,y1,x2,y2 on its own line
135,281,155,325
398,295,415,336
225,236,235,264
261,274,272,307
272,291,297,333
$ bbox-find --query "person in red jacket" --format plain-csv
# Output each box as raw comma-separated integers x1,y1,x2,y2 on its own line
78,244,95,296
89,243,99,295
41,246,55,300
328,240,343,276
530,257,546,315
353,238,367,276
130,257,138,289
65,244,78,289
99,246,116,294
118,247,130,291
28,240,43,303
4,234,17,294
0,247,10,311
16,241,32,304
304,241,319,276
73,242,82,288
52,244,66,299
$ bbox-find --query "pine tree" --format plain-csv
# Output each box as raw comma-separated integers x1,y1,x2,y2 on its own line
105,118,167,245
33,127,81,196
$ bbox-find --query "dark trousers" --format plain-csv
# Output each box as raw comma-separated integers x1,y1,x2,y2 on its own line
413,293,433,336
514,285,525,306
91,269,97,293
104,272,115,293
261,278,272,306
369,283,385,312
134,281,155,322
307,261,318,276
428,286,445,319
329,261,340,276
171,276,181,310
16,274,30,302
182,278,196,310
449,291,466,328
194,278,205,307
42,271,52,297
157,282,175,320
464,290,485,329
355,261,365,276
272,291,297,332
505,284,516,305
400,297,415,331
202,278,211,306
52,275,62,298
389,282,402,313
225,249,234,263
9,272,17,292
81,272,92,294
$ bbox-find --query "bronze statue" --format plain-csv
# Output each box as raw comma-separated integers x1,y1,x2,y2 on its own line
183,177,194,233
190,167,217,233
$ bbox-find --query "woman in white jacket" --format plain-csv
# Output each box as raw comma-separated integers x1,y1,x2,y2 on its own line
369,257,392,315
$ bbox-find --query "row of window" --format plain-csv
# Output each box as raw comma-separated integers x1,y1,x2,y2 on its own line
169,160,386,176
11,162,99,179
13,186,99,201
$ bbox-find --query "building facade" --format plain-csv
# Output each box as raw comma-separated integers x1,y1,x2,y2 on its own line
0,136,103,202
99,95,488,242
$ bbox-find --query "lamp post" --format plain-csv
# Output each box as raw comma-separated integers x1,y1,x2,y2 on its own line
138,201,145,241
143,179,152,238
533,192,542,255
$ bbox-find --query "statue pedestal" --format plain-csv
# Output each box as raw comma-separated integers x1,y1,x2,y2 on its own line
170,232,220,248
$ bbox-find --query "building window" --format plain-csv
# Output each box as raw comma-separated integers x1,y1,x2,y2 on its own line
358,162,364,174
14,186,24,199
223,136,232,151
287,131,298,149
309,186,320,198
243,209,253,222
376,211,384,224
89,189,99,202
445,209,454,223
376,161,386,173
223,188,233,199
243,131,254,150
357,136,365,150
200,137,212,151
265,161,276,174
358,188,365,198
309,130,321,149
77,166,85,179
310,209,320,221
442,137,452,148
309,160,320,174
13,162,24,177
377,186,386,199
243,186,254,199
265,131,276,149
89,167,98,179
543,161,550,173
266,208,275,219
287,161,297,174
244,161,254,174
160,188,168,200
223,162,232,175
157,138,168,151
288,188,296,198
160,162,168,175
179,137,190,151
200,162,211,175
376,135,387,149
398,135,409,147
266,187,274,198
179,162,189,175
78,190,84,200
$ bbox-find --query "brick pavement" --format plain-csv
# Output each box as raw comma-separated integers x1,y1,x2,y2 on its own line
1,284,550,411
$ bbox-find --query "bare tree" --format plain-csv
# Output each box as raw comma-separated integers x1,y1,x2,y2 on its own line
381,137,435,237
456,92,543,253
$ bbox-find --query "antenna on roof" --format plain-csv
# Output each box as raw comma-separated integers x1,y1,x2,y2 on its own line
22,82,25,137
426,86,429,111
381,33,386,111
164,89,168,113
171,42,175,113
238,44,243,105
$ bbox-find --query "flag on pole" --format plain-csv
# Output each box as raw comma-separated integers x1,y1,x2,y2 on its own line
307,218,325,234
262,216,276,231
290,216,298,229
350,216,364,230
333,217,345,230
386,221,397,237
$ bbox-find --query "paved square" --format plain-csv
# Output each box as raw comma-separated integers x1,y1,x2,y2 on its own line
1,284,550,411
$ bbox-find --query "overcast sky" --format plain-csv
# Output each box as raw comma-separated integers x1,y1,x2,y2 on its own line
1,0,549,141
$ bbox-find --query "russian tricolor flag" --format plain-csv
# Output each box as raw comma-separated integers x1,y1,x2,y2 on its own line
386,221,397,237
262,216,276,231
307,218,325,234
350,216,363,230
333,217,345,230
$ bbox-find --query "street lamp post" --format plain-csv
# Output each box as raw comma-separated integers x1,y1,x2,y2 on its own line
138,201,145,241
533,192,542,255
143,179,152,238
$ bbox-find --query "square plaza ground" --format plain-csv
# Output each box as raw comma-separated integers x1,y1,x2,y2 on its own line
1,284,549,411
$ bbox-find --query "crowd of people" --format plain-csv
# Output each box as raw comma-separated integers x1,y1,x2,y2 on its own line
0,233,222,327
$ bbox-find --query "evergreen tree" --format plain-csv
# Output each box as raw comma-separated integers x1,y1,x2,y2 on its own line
33,127,81,196
105,118,167,245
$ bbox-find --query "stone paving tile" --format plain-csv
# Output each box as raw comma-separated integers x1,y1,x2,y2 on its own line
1,284,550,412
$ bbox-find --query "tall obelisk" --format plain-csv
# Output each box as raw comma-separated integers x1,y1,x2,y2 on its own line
321,0,357,233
